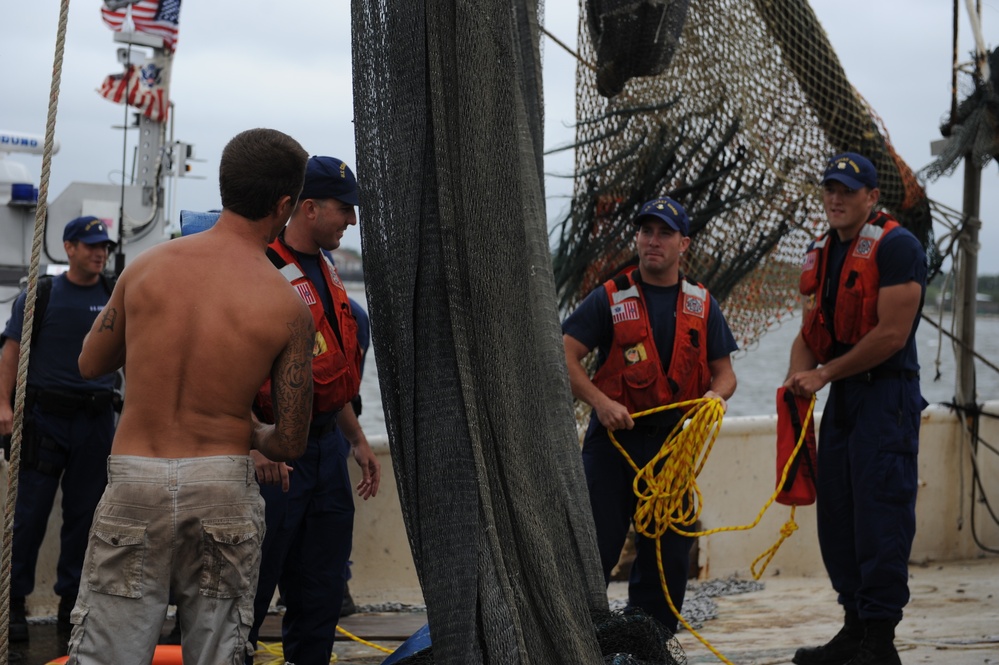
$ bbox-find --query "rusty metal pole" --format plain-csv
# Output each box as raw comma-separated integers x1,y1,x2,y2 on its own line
953,159,981,411
953,0,986,412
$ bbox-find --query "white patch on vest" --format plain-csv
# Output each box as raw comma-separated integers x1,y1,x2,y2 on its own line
295,282,317,306
681,281,707,319
852,224,883,258
279,264,304,282
803,252,817,272
612,285,640,304
323,254,345,291
611,301,640,324
854,238,875,257
683,295,705,318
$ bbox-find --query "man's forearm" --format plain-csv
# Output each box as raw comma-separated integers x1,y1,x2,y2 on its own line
786,333,818,379
337,402,366,448
0,340,20,403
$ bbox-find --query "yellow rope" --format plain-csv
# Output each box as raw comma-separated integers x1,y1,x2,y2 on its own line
252,624,396,664
1,1,70,660
608,397,733,663
749,394,817,580
607,393,816,665
335,625,396,654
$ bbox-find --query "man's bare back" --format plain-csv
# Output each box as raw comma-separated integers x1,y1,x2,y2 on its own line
79,213,314,461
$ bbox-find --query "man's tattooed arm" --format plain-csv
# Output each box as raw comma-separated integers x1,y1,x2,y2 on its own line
98,307,117,332
80,296,127,378
257,310,314,462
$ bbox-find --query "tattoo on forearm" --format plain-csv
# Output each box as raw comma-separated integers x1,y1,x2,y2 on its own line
272,315,313,455
98,307,117,332
283,317,311,390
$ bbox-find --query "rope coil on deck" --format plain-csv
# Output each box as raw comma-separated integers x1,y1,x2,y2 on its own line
609,392,817,665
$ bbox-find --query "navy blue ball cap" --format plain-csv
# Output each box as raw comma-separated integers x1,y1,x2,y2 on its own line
63,215,116,247
299,156,359,206
635,197,690,236
822,152,878,190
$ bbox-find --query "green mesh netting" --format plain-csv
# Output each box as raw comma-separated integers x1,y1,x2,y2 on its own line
350,1,685,663
556,0,938,348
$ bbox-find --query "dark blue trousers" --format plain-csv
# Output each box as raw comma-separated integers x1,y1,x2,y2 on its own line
581,417,693,633
247,429,355,665
12,403,113,599
818,377,923,622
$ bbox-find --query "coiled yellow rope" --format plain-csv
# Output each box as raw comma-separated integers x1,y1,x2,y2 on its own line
607,393,817,665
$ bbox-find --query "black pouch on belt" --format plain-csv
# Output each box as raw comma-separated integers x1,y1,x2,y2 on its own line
20,417,66,477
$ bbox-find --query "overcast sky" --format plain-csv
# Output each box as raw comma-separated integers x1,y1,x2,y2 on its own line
3,1,997,273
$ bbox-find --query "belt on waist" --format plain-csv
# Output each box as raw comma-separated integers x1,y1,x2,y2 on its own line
309,419,338,438
28,388,116,411
840,368,919,384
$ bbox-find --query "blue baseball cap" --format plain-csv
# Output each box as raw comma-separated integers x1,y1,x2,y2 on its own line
299,156,359,206
635,197,690,236
63,216,116,247
822,152,878,190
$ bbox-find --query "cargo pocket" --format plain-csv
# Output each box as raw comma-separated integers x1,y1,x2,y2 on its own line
65,603,90,657
237,603,256,663
874,450,918,504
87,518,146,598
200,519,260,599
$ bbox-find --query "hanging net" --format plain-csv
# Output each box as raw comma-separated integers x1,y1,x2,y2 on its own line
922,46,999,182
351,1,684,663
554,0,939,348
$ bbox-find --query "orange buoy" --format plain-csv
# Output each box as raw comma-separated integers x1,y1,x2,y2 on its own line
775,386,817,506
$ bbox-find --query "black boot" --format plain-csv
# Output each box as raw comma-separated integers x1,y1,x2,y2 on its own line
844,620,902,665
10,596,28,643
341,583,357,617
793,609,862,665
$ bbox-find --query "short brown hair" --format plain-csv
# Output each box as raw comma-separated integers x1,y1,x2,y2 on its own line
219,128,308,220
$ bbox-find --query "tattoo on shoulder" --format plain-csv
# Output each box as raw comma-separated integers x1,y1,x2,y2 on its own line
98,307,118,332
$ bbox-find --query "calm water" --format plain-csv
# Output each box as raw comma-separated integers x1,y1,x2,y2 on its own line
347,283,999,437
729,311,999,418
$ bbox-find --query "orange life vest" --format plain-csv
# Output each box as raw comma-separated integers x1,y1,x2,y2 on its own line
256,238,362,422
799,212,900,363
591,271,711,414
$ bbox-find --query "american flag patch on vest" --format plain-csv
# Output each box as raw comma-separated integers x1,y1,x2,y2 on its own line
611,301,640,324
295,282,317,305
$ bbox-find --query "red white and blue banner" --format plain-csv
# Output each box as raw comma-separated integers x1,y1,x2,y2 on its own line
97,56,171,123
101,0,182,52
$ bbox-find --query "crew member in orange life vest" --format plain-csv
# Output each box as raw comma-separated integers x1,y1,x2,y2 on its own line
247,156,381,665
562,197,737,633
785,153,927,665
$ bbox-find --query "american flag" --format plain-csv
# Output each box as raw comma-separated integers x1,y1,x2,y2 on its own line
611,300,640,324
295,283,318,306
101,0,182,52
97,62,169,123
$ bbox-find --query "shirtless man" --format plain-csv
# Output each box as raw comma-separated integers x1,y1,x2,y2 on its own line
67,128,315,665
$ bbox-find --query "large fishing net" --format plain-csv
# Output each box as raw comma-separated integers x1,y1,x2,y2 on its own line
351,1,684,663
348,0,948,662
553,0,939,348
